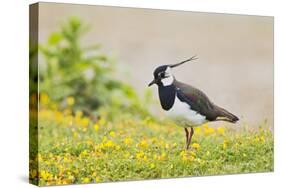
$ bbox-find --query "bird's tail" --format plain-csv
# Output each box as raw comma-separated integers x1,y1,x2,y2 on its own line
215,105,239,123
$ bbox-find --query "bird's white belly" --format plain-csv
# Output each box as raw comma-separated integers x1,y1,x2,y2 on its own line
166,97,207,127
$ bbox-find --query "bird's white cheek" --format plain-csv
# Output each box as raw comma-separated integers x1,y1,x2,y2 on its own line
162,76,174,86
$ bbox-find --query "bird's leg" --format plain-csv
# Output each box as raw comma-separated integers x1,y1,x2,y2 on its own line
187,127,194,148
184,128,190,150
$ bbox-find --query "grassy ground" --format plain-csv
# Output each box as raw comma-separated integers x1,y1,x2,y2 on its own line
30,107,273,186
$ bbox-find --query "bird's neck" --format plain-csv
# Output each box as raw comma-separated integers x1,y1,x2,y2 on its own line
158,84,176,111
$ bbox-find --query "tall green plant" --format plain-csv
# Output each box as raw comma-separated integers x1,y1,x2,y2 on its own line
39,17,151,119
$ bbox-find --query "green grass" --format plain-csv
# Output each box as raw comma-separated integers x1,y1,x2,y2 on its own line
30,109,273,186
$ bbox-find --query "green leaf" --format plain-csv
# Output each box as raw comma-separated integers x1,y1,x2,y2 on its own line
48,32,62,45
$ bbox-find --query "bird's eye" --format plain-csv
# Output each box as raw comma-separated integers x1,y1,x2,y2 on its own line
160,72,165,78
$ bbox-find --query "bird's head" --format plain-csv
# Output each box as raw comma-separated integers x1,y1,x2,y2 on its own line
148,55,198,87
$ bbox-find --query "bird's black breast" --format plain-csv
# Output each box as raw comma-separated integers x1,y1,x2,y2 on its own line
158,85,176,110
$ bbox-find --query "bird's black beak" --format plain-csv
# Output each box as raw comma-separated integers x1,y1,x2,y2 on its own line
148,79,157,87
170,55,198,68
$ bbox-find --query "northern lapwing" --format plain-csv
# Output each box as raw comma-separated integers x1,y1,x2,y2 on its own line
148,56,239,150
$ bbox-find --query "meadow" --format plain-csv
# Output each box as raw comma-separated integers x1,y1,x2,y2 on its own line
29,18,273,186
28,95,273,186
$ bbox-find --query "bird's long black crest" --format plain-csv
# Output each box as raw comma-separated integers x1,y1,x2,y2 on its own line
170,55,198,68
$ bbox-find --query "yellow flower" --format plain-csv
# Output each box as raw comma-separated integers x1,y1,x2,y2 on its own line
80,117,90,127
80,149,88,156
136,151,144,159
182,154,195,161
180,150,187,157
124,137,132,145
204,127,215,135
181,150,196,161
157,152,167,161
203,123,209,128
104,140,114,148
191,143,200,150
143,155,148,161
254,136,260,143
150,163,155,169
74,111,83,123
66,96,75,106
63,155,71,162
182,155,188,161
40,93,49,105
82,177,90,183
37,154,43,162
223,140,228,149
40,170,53,181
151,137,158,144
194,127,201,134
93,124,99,131
86,140,93,145
217,127,225,134
64,115,73,125
55,111,63,124
92,172,97,177
137,139,148,149
109,131,115,137
67,175,75,182
95,176,102,182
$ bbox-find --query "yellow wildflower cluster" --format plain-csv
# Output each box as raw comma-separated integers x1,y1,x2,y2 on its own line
180,150,196,161
136,151,148,161
194,123,225,136
217,127,225,135
137,139,149,149
254,135,265,143
223,140,229,149
124,137,132,145
191,143,200,150
203,124,215,135
152,152,167,161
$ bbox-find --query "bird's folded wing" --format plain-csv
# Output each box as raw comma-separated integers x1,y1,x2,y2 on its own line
174,81,217,121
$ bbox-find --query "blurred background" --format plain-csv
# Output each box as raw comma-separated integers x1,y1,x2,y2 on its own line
37,2,273,127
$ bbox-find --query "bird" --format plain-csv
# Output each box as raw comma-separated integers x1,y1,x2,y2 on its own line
148,56,239,150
